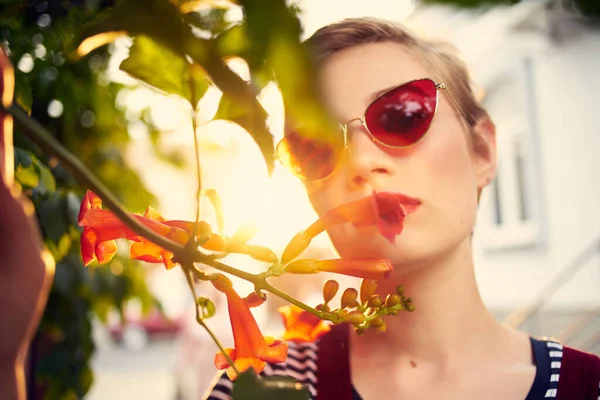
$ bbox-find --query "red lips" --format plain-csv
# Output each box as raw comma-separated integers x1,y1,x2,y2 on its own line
353,191,421,243
281,191,421,263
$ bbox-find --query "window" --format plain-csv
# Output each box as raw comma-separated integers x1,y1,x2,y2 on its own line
476,57,543,250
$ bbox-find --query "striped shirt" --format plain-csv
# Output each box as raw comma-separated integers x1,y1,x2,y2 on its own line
205,337,575,399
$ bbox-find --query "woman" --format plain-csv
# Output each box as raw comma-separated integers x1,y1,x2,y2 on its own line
206,18,600,399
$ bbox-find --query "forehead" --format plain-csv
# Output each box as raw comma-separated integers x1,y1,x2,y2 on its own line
318,42,432,119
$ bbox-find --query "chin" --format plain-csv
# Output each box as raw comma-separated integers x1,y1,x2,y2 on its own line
329,226,464,274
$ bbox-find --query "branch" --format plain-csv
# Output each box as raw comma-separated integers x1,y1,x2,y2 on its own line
7,103,338,325
6,104,190,261
191,258,344,324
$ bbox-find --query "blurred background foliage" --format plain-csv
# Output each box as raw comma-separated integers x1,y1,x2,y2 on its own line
422,0,599,18
1,0,597,398
1,0,160,398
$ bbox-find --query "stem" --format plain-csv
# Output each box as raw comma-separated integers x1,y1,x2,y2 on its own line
261,280,342,323
6,104,189,260
189,69,202,239
210,259,258,282
181,264,238,376
191,259,343,324
363,303,406,323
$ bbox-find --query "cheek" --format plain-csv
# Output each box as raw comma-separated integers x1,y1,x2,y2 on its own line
306,182,341,218
418,127,479,232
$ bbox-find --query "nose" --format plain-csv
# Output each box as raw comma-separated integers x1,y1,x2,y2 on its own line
344,122,395,189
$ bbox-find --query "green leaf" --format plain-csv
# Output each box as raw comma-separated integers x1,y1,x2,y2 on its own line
37,162,57,193
13,147,33,168
15,164,39,188
78,0,190,56
79,365,94,395
196,296,216,319
120,35,210,104
232,370,310,400
92,296,114,323
66,191,82,227
216,23,273,91
44,233,73,263
13,148,56,193
14,71,32,113
233,0,336,149
183,34,275,173
184,7,231,35
214,93,274,171
37,192,70,243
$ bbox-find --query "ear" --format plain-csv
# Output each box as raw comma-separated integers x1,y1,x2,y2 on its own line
471,117,497,194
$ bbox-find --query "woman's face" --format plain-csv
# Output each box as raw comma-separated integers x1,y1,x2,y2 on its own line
305,42,495,272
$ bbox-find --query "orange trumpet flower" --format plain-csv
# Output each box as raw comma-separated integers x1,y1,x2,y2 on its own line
78,191,203,268
212,274,288,380
278,305,330,343
283,191,420,263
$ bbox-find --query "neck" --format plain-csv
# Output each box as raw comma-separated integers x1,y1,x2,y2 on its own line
352,237,501,363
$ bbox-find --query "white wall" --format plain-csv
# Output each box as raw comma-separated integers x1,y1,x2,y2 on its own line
471,25,600,311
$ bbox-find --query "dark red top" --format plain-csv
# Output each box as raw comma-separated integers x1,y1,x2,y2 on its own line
317,324,600,399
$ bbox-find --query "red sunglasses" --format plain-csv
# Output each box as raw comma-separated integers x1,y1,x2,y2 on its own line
276,78,473,182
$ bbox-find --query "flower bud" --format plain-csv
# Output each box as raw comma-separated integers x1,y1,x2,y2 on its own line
228,224,257,250
281,232,312,264
396,285,405,296
343,310,365,325
354,326,366,336
359,279,377,304
284,258,319,274
406,304,415,312
243,244,278,263
322,280,339,304
340,288,359,309
315,303,330,313
211,273,232,293
385,294,401,307
205,189,224,232
370,317,386,329
367,295,382,308
200,233,227,251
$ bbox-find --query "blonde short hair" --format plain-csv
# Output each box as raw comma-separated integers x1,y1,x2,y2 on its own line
304,17,490,134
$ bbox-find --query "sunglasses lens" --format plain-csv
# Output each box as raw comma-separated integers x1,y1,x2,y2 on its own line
276,131,344,181
364,79,437,147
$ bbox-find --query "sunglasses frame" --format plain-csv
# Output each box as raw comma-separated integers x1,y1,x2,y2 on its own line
276,78,474,183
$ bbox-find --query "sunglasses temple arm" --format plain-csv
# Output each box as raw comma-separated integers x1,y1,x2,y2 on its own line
440,85,477,126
